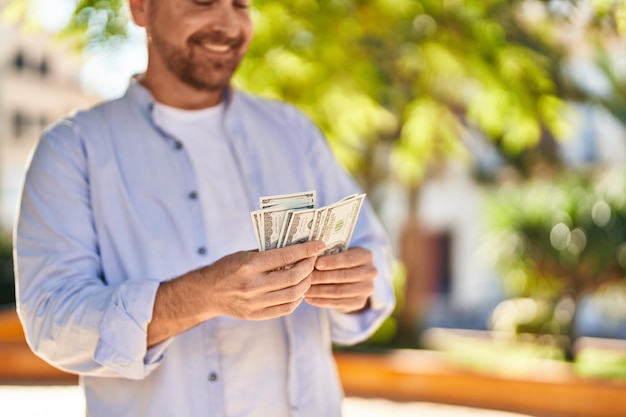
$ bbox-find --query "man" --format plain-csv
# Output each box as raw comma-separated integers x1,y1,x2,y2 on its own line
14,0,395,416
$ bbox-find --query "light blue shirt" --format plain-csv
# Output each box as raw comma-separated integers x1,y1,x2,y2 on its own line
14,79,395,417
152,101,290,417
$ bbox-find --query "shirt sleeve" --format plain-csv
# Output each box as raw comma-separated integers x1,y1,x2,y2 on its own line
325,205,396,346
294,109,396,345
14,118,168,380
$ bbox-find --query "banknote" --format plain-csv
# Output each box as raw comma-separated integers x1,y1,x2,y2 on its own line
250,210,264,250
262,201,314,250
252,191,316,250
251,191,365,254
309,207,328,241
316,194,365,254
280,208,316,247
260,191,315,210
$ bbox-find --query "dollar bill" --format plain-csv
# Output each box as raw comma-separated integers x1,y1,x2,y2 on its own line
309,207,328,241
255,191,316,250
260,191,315,210
250,210,264,250
281,208,316,247
262,203,314,250
251,191,365,254
317,194,365,254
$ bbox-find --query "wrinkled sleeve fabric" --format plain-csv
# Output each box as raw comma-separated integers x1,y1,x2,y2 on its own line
14,118,167,380
292,108,396,346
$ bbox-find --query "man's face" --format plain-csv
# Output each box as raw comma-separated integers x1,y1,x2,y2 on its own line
140,0,253,92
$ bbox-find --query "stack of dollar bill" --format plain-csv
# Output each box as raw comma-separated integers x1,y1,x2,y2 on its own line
250,191,366,255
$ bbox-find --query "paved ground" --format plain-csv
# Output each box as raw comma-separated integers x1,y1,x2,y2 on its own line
0,384,536,417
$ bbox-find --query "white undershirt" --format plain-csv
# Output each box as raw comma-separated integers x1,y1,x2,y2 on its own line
153,102,290,417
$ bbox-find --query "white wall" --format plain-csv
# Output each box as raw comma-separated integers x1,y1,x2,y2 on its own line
0,24,99,233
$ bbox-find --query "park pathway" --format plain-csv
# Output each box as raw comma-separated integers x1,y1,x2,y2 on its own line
0,384,536,416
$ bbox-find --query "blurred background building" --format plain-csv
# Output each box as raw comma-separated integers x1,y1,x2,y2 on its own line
0,23,97,230
0,21,98,304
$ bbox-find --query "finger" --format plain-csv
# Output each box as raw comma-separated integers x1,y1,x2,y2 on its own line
255,273,314,319
304,296,367,312
266,271,312,304
315,247,372,270
310,264,377,285
263,257,316,291
262,240,326,271
229,272,312,320
265,297,308,317
249,298,305,320
305,281,373,299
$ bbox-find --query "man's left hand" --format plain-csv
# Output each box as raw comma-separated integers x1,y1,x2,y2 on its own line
304,247,376,314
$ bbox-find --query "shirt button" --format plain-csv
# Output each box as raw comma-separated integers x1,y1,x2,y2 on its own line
197,247,207,255
189,191,198,200
209,372,218,382
174,141,183,150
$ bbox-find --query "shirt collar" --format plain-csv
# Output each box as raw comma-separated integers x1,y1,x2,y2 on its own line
124,75,237,115
125,76,155,113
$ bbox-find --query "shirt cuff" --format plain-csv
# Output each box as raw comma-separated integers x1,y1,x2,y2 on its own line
328,274,395,346
94,280,164,379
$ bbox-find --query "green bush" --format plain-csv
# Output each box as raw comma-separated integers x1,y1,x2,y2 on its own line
484,167,626,298
481,167,626,354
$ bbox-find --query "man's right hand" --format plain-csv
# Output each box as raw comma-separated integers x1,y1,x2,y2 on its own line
147,240,326,346
202,240,327,320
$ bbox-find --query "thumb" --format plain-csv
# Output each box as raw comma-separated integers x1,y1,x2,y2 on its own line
261,240,326,271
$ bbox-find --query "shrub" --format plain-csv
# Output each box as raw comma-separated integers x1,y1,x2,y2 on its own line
481,167,626,356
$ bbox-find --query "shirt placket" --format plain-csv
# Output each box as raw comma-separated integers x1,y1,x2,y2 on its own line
149,103,210,268
149,103,225,415
224,103,298,416
203,321,225,417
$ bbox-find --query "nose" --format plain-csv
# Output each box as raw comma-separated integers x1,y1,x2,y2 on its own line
208,3,244,36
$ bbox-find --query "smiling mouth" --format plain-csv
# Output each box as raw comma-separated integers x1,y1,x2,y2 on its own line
201,42,231,53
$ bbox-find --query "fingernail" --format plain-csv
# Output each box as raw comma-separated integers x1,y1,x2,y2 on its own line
315,241,326,251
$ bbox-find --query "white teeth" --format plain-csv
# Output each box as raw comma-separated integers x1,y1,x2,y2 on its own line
201,43,230,53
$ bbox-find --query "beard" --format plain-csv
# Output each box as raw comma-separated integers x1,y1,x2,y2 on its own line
150,29,246,92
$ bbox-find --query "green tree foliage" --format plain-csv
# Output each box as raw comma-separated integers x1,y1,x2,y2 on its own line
485,168,626,299
482,167,626,357
62,0,128,48
238,0,571,189
11,0,626,189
